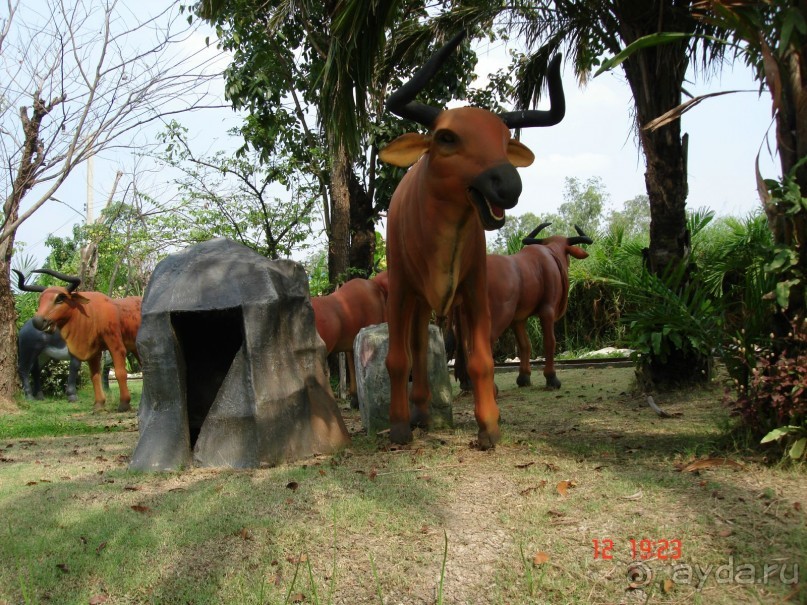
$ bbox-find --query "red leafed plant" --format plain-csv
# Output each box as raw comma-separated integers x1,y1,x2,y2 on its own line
733,317,807,459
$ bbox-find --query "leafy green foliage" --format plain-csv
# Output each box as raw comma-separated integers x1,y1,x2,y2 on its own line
761,425,807,461
38,361,83,397
612,260,719,378
153,121,319,260
606,194,650,238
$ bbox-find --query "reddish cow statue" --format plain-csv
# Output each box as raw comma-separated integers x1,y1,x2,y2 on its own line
453,223,592,391
379,31,565,448
311,272,389,404
15,269,142,412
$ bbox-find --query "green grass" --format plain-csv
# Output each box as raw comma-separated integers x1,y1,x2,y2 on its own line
0,380,142,439
0,369,804,604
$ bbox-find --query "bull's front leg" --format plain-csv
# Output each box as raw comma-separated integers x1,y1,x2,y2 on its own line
65,356,81,402
88,353,107,413
538,309,561,389
512,320,532,387
408,303,432,430
108,344,132,412
346,352,359,410
462,292,501,449
386,293,415,444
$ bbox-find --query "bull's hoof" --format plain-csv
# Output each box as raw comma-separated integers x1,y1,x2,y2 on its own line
117,402,132,412
390,422,413,445
349,394,359,410
92,403,106,414
34,392,45,401
459,380,472,392
67,394,78,403
516,373,531,387
545,374,561,389
410,408,431,430
477,425,500,451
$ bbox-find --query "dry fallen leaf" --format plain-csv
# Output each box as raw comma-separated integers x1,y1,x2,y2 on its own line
286,481,299,492
663,578,674,593
290,593,305,603
718,529,733,537
56,563,69,573
89,595,108,605
533,551,550,566
515,461,535,469
556,479,577,496
520,481,547,496
621,490,643,500
130,504,150,513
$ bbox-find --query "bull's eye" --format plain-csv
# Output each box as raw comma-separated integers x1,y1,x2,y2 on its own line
435,129,458,147
55,294,66,304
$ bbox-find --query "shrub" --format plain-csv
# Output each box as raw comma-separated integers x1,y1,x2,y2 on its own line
39,360,83,397
733,318,807,438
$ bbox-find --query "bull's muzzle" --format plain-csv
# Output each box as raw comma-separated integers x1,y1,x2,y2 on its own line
468,162,523,231
32,316,55,333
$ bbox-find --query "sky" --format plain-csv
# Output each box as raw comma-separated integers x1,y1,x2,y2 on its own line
13,7,780,267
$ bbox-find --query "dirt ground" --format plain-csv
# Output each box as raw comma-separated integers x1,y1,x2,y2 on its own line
1,365,805,604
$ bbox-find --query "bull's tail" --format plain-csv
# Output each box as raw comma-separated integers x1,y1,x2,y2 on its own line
449,306,472,391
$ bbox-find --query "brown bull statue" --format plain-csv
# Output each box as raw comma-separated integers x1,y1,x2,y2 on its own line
311,272,389,404
379,31,565,448
14,269,142,412
452,223,592,391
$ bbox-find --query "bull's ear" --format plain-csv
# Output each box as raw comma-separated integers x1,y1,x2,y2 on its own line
379,133,431,167
507,139,534,167
71,293,91,305
568,246,589,260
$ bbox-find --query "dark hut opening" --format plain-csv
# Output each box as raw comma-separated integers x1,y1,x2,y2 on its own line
170,307,244,447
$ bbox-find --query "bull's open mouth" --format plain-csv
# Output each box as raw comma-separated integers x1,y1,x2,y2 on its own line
468,187,506,231
32,317,55,334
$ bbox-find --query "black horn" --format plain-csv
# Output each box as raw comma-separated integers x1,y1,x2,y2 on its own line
34,269,81,293
568,224,593,246
500,54,566,129
12,269,46,293
385,30,467,128
522,222,552,246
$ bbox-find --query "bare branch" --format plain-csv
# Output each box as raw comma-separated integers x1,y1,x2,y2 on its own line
1,0,228,245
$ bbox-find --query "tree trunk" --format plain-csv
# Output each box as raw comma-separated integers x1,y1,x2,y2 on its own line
0,97,54,411
619,29,690,277
764,40,807,322
0,246,19,411
348,168,376,278
328,144,352,291
617,5,704,387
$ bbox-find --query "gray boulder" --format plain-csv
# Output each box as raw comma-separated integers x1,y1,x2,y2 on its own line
130,238,350,471
354,323,453,434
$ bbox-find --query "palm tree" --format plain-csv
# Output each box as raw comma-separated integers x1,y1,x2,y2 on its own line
694,0,806,324
507,1,729,276
475,1,728,385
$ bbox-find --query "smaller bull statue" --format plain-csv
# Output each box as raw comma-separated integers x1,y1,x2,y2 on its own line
311,272,389,406
452,223,592,390
17,318,81,402
14,269,141,412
